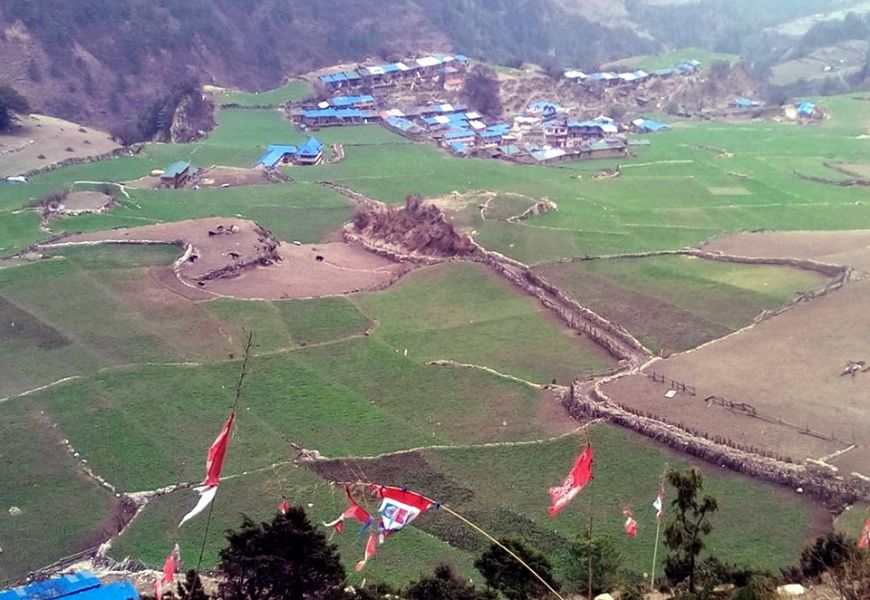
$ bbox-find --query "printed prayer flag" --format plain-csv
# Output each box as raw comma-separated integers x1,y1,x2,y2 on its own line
179,412,234,527
374,485,433,533
548,444,593,518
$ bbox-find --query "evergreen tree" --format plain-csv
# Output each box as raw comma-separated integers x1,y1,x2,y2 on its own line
406,564,496,600
474,538,560,600
663,467,718,594
218,506,346,600
0,84,30,132
563,535,623,595
177,569,209,600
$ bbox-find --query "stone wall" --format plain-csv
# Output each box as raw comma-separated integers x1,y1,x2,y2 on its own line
564,380,870,504
20,145,144,179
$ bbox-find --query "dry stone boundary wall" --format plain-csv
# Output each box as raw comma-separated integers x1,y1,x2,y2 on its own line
564,380,870,504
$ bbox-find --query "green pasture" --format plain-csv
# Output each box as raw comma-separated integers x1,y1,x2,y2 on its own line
111,463,478,586
534,256,826,354
203,296,373,353
217,80,314,106
355,262,614,383
111,425,822,587
0,404,117,581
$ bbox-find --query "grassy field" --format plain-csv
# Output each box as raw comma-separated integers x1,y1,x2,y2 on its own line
217,80,314,106
534,256,826,354
0,403,117,581
111,425,822,585
355,262,614,384
604,48,739,71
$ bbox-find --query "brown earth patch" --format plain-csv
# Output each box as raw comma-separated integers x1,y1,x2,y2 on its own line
196,165,288,187
0,114,120,178
38,218,411,301
58,191,114,213
604,276,870,478
704,230,870,273
42,217,279,284
202,242,412,300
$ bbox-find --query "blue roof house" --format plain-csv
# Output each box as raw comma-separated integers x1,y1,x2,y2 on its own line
296,137,324,164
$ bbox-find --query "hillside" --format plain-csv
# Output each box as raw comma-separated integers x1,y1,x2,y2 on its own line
0,0,849,131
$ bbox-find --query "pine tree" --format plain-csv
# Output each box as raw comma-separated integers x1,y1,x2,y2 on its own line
663,467,718,593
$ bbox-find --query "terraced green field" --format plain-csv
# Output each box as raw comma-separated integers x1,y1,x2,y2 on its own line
534,256,827,354
217,80,314,106
2,95,869,583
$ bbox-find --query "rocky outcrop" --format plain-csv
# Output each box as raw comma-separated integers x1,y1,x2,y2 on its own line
169,92,215,143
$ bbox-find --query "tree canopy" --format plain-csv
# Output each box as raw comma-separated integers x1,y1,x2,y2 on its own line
218,506,345,600
0,84,30,132
474,538,560,600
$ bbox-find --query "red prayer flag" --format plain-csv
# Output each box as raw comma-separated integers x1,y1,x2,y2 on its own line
859,518,870,550
322,485,371,533
548,444,593,518
355,532,378,572
623,508,638,538
154,544,180,598
179,412,234,527
279,498,290,515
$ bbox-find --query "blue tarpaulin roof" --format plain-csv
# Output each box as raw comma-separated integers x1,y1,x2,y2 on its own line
0,573,138,600
297,137,323,157
257,144,298,167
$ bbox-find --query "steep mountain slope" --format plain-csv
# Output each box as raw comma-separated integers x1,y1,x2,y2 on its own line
0,0,857,130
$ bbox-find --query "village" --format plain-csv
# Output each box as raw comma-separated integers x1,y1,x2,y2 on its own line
140,52,827,185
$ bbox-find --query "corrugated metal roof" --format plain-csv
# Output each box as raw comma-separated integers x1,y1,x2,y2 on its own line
70,582,138,600
162,161,191,178
297,137,323,156
449,141,468,155
1,572,101,600
257,144,298,167
329,95,375,107
444,128,474,140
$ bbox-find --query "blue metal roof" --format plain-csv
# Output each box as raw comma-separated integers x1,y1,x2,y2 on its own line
0,574,137,600
0,572,101,600
70,582,138,600
256,144,298,167
633,118,670,132
297,137,323,157
329,95,374,107
162,161,191,178
796,102,816,116
444,128,474,140
385,116,423,133
302,108,376,119
449,141,468,155
481,123,511,137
